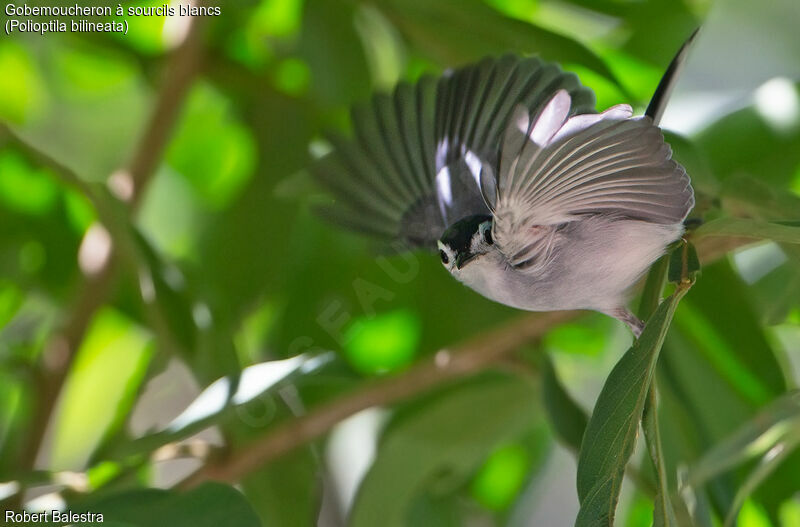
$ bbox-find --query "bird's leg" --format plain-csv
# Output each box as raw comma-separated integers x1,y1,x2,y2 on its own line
609,308,644,339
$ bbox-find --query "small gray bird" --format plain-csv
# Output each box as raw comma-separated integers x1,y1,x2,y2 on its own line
313,35,696,337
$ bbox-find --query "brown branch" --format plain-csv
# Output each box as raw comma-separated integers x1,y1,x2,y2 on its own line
11,17,208,497
177,310,579,489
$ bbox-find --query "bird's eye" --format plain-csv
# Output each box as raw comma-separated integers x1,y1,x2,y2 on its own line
439,250,449,264
483,226,493,245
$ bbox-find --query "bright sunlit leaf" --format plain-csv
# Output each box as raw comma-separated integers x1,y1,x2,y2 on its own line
738,500,772,527
625,494,656,527
112,0,170,55
273,58,311,96
543,318,610,357
0,151,59,215
0,41,47,123
50,309,153,470
251,0,303,37
344,309,420,375
779,500,800,527
166,83,257,208
470,443,530,511
63,188,97,234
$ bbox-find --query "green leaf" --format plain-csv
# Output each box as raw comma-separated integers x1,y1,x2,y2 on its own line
344,309,421,375
300,0,372,104
694,218,800,245
50,309,153,470
675,261,785,406
470,442,531,511
166,82,257,209
376,0,620,87
0,41,48,124
72,483,260,527
687,391,800,489
724,431,800,527
575,284,691,526
541,354,588,452
241,448,319,527
349,374,538,527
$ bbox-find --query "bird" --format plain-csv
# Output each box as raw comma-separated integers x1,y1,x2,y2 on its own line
311,34,697,337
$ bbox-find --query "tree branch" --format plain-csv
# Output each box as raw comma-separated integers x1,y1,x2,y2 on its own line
177,310,579,488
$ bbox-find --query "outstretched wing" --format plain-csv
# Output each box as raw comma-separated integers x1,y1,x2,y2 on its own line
491,92,694,268
312,55,596,250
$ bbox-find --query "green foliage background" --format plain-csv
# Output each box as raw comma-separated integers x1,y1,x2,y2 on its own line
1,0,800,525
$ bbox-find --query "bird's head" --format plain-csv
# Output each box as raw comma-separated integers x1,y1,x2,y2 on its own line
437,214,494,273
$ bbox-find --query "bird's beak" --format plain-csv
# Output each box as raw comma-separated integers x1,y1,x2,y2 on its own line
455,253,477,270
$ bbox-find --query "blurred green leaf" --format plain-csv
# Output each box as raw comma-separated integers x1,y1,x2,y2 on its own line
344,309,421,375
695,218,800,244
576,284,691,526
675,261,786,406
541,354,587,452
241,448,319,527
470,443,530,511
111,0,171,55
779,500,800,526
51,309,153,470
354,5,406,90
73,482,260,527
543,316,610,357
736,500,772,527
687,391,800,489
725,431,800,527
300,0,372,104
626,493,657,527
64,188,97,234
53,45,138,98
407,492,461,526
697,106,800,189
129,229,199,357
273,57,311,96
0,41,47,124
375,0,620,87
0,371,25,463
166,82,257,208
657,270,799,521
251,0,303,38
0,150,59,216
0,281,23,330
349,374,537,527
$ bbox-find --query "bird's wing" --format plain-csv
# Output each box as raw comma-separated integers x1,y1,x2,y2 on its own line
491,93,694,268
312,55,596,250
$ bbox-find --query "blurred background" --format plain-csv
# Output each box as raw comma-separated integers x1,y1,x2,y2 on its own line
1,0,800,525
